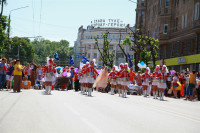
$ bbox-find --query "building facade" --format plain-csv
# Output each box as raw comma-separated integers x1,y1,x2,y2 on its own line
74,26,135,68
136,0,200,72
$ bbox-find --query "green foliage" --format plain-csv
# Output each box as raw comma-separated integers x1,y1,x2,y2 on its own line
124,27,160,70
122,37,132,46
9,37,34,64
31,38,73,66
0,15,8,57
140,49,150,64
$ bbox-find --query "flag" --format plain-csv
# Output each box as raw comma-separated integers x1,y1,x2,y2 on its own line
81,56,89,64
54,53,59,60
128,53,133,67
70,56,75,65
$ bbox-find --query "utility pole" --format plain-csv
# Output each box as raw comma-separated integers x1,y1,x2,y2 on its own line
6,6,29,62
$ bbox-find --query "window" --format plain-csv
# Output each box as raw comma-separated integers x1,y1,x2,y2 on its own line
88,53,90,58
195,2,200,20
182,15,185,29
108,34,111,40
157,23,160,34
165,0,169,8
88,45,91,49
121,35,124,40
112,35,115,40
97,35,99,39
185,13,187,28
182,14,187,29
160,0,162,8
163,21,168,34
109,45,113,50
94,53,97,58
175,17,178,31
94,45,97,49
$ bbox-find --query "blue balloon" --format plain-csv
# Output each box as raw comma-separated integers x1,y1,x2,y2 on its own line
140,61,145,65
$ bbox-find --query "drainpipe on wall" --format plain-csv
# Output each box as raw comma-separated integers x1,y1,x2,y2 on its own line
196,34,199,71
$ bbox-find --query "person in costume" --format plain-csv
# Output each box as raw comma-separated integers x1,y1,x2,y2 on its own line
93,66,108,91
42,58,56,95
142,67,151,97
116,63,124,97
151,65,160,99
87,59,98,96
135,71,143,95
120,63,129,98
109,66,117,95
79,67,83,93
81,65,87,94
85,62,90,95
157,65,168,100
129,67,136,85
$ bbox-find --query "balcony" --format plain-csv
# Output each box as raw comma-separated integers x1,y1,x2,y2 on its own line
158,33,169,41
193,19,200,33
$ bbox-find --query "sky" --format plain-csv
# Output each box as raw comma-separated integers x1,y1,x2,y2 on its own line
3,0,137,46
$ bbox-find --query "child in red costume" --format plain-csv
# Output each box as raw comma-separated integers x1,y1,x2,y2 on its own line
142,67,151,97
43,58,56,95
157,65,168,101
116,63,124,97
151,65,160,99
109,66,117,95
120,63,129,98
87,59,98,96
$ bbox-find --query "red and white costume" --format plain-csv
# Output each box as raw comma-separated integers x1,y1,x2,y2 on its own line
157,68,168,89
117,64,124,85
87,59,98,96
87,64,98,84
109,66,117,86
109,66,117,95
82,65,88,84
116,63,124,96
43,59,56,82
142,68,151,86
157,65,168,100
42,58,56,95
120,64,129,86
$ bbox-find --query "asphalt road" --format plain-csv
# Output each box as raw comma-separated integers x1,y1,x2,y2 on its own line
0,89,200,133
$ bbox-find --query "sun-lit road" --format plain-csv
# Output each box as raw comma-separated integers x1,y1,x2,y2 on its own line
0,89,200,133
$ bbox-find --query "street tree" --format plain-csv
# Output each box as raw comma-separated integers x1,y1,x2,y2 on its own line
94,32,115,68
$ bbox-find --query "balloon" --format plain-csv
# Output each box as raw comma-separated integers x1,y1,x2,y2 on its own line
62,72,67,77
140,61,145,65
74,68,79,73
97,70,101,74
170,70,176,75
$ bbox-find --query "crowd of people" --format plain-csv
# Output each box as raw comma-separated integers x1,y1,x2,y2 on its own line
0,57,200,102
77,59,200,101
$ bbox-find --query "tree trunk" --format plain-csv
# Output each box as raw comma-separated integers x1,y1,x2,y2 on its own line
0,1,4,17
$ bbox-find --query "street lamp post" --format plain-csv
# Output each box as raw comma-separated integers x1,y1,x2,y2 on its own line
7,6,29,61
